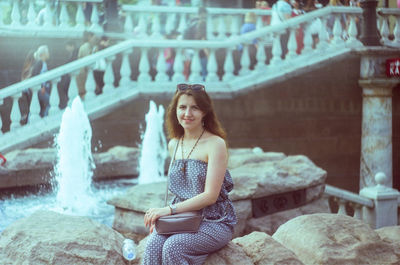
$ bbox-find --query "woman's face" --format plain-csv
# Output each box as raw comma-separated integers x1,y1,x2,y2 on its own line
176,94,205,131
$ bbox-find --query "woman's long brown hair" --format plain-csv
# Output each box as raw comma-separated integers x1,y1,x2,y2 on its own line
166,88,227,140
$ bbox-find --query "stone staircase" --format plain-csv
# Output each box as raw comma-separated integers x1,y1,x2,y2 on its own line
0,5,399,153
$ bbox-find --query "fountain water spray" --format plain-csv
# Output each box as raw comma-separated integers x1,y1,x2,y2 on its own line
53,97,96,215
138,101,168,184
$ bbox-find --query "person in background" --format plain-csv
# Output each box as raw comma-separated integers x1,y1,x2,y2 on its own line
93,36,110,95
270,0,293,58
19,49,35,124
256,0,271,26
76,31,97,100
291,0,305,54
32,45,51,118
58,40,79,109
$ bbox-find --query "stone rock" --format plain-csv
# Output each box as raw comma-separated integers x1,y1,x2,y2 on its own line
228,148,286,169
93,145,140,179
0,210,126,265
376,226,400,256
233,231,304,265
245,197,330,235
205,242,253,265
272,213,400,265
232,200,252,238
229,154,326,201
3,148,56,170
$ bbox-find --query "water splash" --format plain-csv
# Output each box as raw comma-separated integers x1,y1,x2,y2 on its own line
53,97,96,215
138,101,168,184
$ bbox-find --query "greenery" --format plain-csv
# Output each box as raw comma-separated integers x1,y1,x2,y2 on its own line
118,0,139,5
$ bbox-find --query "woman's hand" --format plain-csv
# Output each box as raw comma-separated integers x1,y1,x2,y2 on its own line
144,207,171,231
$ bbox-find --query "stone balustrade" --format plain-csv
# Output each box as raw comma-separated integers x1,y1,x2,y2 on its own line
121,4,271,40
324,172,400,228
1,0,103,37
378,8,400,47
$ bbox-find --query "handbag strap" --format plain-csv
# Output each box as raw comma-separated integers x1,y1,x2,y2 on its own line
164,139,180,207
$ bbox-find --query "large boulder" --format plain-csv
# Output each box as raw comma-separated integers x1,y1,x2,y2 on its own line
375,226,400,256
0,146,140,189
0,210,126,265
272,213,400,265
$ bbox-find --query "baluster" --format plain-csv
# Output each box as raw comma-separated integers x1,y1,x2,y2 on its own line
137,13,148,37
393,16,400,46
43,0,54,28
89,3,102,33
30,86,42,122
217,15,227,40
151,14,162,38
124,13,134,34
138,48,151,83
172,48,185,83
48,79,59,115
59,2,70,28
27,0,37,27
205,49,218,82
380,15,390,44
10,95,21,130
270,33,283,65
352,203,362,220
302,22,313,54
256,15,263,29
317,18,330,50
68,71,79,104
207,15,215,40
165,13,175,35
85,66,96,100
75,2,86,30
337,198,347,215
346,15,362,48
230,15,240,38
223,48,235,82
177,14,187,35
103,57,116,93
11,0,21,27
255,41,267,71
239,44,251,75
120,51,133,86
0,105,2,134
155,48,169,82
331,16,344,47
286,28,298,60
189,49,202,83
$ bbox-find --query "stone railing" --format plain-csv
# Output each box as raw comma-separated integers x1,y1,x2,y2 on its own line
0,0,104,37
1,6,398,152
378,8,400,48
324,172,400,228
121,5,271,40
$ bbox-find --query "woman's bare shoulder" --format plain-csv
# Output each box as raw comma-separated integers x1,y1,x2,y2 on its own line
168,138,179,154
205,133,227,150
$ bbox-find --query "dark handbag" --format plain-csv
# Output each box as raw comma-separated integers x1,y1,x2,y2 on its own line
155,141,202,235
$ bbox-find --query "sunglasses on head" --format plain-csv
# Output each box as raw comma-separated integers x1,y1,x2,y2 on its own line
176,84,205,92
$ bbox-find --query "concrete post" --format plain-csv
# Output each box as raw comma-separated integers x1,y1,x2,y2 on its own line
360,172,400,228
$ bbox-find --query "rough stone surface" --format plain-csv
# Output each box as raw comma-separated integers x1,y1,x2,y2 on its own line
376,226,400,256
233,231,304,265
0,146,140,188
231,200,252,238
204,241,254,265
272,213,400,265
0,210,126,265
93,145,140,179
246,198,330,235
229,154,327,201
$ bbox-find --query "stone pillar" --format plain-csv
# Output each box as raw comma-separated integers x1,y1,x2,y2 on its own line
359,50,400,189
360,172,400,228
359,0,380,46
359,78,398,188
103,0,121,32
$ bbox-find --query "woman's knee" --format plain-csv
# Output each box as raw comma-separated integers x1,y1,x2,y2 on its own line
162,237,183,261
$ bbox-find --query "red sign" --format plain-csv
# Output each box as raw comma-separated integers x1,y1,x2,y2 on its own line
386,58,400,77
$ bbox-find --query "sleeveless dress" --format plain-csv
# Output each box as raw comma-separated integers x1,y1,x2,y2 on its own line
142,159,237,265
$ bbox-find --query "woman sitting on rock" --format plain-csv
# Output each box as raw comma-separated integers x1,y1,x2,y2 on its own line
143,83,237,264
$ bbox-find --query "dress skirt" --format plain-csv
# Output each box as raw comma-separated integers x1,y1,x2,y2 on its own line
142,221,233,265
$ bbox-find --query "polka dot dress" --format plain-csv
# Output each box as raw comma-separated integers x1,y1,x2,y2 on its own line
142,159,237,265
